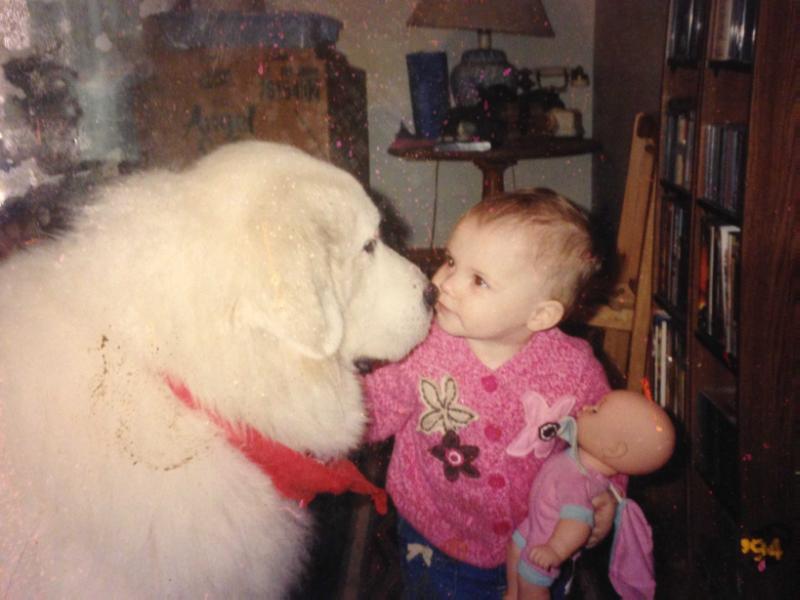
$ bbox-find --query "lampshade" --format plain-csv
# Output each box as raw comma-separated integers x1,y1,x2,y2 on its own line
407,0,554,37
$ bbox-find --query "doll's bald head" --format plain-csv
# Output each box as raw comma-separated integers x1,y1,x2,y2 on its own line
577,390,675,476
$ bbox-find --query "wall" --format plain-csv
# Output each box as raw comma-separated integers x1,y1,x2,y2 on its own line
272,0,596,247
592,0,669,228
1,0,596,250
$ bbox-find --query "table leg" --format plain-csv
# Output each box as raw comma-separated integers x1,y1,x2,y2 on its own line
474,158,517,199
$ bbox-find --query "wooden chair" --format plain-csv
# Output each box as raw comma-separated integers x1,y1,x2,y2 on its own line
588,112,658,390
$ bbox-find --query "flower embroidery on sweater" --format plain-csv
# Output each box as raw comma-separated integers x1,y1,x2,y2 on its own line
417,375,478,435
417,376,481,482
430,430,480,481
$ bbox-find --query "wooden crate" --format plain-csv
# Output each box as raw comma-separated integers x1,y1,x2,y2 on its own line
133,18,369,184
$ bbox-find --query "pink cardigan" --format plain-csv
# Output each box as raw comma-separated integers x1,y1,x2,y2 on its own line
362,324,610,568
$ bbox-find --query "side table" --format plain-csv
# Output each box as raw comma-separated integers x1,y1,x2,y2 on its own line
388,136,601,199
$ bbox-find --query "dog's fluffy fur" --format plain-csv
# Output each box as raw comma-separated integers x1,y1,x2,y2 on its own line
0,142,432,598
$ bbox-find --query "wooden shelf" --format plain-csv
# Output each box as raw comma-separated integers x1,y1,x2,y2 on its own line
667,57,701,70
696,197,741,224
707,58,754,73
694,329,738,373
653,292,686,324
659,179,693,200
649,1,797,597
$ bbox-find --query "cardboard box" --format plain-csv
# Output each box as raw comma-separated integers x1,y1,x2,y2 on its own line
133,17,369,185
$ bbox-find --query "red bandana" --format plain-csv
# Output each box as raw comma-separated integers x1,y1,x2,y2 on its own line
164,375,387,515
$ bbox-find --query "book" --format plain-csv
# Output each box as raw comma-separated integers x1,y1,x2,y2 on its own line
700,122,747,213
725,125,746,212
698,216,741,352
703,123,722,201
738,0,758,63
710,0,734,60
697,216,712,333
673,202,689,311
433,140,491,152
657,198,671,299
667,0,707,61
685,114,697,188
664,108,696,189
717,225,741,355
709,0,758,62
651,311,670,409
650,310,688,416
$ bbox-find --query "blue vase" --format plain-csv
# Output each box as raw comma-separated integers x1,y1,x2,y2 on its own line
406,51,450,139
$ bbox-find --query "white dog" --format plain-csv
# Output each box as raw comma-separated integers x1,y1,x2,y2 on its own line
0,141,435,598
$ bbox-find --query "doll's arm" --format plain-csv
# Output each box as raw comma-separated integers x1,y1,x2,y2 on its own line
529,518,592,569
586,490,617,548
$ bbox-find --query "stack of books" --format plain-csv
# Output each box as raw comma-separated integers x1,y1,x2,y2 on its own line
702,123,747,213
651,310,687,420
663,108,696,190
697,217,741,357
709,0,759,64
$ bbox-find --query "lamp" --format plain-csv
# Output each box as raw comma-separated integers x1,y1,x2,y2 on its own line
408,0,554,107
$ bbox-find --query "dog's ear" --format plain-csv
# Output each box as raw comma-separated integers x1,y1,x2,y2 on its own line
234,218,344,359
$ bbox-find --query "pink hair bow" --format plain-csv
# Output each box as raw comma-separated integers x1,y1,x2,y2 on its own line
506,391,576,458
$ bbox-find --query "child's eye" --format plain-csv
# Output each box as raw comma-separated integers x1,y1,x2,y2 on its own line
444,254,455,268
473,275,488,288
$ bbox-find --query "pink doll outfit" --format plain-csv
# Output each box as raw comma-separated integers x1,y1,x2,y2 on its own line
512,431,610,587
514,417,657,599
362,323,610,568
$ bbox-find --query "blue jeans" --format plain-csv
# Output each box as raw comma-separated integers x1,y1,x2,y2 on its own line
397,518,506,599
396,518,573,600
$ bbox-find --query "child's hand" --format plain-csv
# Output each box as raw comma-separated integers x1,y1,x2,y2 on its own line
587,490,617,547
529,544,562,569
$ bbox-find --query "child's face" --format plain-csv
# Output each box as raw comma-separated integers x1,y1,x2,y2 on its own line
431,216,554,348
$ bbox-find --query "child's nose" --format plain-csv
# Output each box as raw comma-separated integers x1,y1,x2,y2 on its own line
437,272,456,295
431,266,448,289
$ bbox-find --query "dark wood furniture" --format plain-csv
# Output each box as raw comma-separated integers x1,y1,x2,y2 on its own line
587,113,657,391
648,1,797,597
388,136,600,199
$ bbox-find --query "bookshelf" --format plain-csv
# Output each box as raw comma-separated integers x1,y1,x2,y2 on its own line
650,0,797,597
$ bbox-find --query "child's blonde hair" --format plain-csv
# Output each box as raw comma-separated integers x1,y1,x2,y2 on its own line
460,188,600,317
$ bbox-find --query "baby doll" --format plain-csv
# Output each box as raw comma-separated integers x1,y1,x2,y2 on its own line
505,390,675,600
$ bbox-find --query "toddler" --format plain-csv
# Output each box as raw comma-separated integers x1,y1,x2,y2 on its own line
362,189,618,598
505,390,675,600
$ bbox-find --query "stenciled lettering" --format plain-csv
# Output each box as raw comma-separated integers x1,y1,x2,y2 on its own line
185,105,257,151
260,65,321,102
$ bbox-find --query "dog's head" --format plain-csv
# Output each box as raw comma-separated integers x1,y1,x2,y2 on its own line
192,142,433,368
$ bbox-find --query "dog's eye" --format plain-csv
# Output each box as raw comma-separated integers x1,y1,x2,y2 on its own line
363,239,377,254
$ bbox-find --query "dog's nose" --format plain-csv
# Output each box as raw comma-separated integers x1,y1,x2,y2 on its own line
423,283,439,308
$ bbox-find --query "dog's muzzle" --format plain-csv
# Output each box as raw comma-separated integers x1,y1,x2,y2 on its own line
423,283,439,309
355,284,437,375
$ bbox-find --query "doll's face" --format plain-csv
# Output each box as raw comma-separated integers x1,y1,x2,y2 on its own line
577,390,675,475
